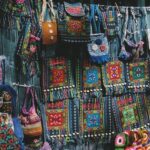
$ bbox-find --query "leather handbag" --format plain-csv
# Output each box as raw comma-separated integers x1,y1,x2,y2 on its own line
20,88,42,137
40,0,57,45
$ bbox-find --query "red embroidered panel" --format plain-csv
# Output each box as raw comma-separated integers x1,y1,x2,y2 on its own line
46,109,67,130
50,66,68,88
107,64,122,80
49,57,69,88
51,69,65,84
48,112,64,127
102,61,125,85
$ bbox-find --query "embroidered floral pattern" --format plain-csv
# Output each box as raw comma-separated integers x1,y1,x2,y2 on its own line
107,62,122,81
102,61,126,89
52,69,65,84
47,109,67,130
46,100,68,135
119,103,138,128
47,111,65,129
83,110,104,132
50,66,67,88
67,19,84,33
128,61,149,83
0,114,20,150
83,66,101,88
86,113,100,128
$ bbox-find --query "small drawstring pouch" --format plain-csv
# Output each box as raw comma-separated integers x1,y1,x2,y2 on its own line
88,4,110,64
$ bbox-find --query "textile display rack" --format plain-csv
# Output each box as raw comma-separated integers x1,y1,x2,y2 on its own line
0,0,150,150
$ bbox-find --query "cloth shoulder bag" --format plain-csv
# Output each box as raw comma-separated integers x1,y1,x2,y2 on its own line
20,87,42,137
40,0,57,45
57,1,90,43
88,4,110,64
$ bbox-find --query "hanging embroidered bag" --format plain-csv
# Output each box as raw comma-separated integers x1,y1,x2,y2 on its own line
102,60,127,95
112,94,149,133
88,33,110,64
40,0,57,45
20,88,42,137
87,4,109,64
43,57,76,101
46,99,69,136
76,57,102,99
57,2,90,43
126,60,150,93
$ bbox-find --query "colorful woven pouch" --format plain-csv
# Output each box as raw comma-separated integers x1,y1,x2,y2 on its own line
80,97,105,138
57,2,90,43
88,34,110,64
76,57,102,99
46,99,69,137
126,60,150,93
43,57,76,101
112,94,149,132
102,60,127,95
88,4,109,64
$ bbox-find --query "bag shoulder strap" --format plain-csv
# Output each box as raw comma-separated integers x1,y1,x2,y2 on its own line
22,87,35,114
40,0,55,25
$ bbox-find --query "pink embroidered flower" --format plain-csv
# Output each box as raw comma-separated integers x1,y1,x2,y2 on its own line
1,144,7,149
99,44,106,52
66,7,82,15
8,129,13,135
30,45,37,53
16,0,24,4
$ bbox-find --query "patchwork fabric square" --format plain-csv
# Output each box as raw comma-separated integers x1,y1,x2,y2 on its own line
127,61,149,83
103,61,125,85
45,57,76,101
83,66,101,89
49,57,69,88
86,113,100,128
46,109,67,131
50,67,67,87
83,110,104,131
119,103,138,128
102,60,126,95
